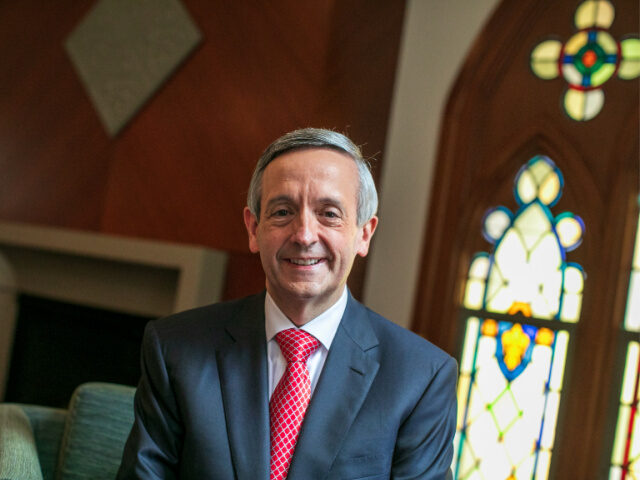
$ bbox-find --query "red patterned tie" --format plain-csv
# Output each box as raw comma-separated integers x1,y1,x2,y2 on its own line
270,328,321,480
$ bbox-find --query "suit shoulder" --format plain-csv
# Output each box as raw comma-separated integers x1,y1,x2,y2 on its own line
364,306,455,369
147,292,264,341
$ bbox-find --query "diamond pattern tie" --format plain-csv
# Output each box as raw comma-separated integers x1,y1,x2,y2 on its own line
270,328,321,480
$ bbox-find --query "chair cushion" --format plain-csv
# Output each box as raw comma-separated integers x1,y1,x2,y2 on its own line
56,383,135,480
0,404,44,480
21,405,66,480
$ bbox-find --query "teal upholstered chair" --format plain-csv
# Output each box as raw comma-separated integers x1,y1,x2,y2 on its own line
0,382,135,480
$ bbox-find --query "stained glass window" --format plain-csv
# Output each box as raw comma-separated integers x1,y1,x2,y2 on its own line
453,156,584,480
610,212,640,479
530,0,640,121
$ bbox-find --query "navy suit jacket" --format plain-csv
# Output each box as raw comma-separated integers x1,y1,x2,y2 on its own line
117,292,457,479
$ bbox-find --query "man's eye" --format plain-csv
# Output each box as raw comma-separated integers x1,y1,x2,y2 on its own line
324,210,340,218
273,209,290,217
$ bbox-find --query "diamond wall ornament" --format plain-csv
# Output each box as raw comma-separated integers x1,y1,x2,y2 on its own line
65,0,202,136
530,0,640,121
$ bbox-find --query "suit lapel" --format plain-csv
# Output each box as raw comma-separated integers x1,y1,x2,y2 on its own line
217,293,270,480
287,296,380,478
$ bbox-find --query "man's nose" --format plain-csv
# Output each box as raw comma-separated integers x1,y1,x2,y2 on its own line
291,211,318,246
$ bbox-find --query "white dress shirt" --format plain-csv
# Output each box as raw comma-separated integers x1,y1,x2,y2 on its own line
265,287,347,399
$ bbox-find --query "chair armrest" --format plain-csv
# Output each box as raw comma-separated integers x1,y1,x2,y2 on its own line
21,405,67,480
57,382,135,480
0,404,44,480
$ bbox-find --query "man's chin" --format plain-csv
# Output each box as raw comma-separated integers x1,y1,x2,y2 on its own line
286,283,323,299
272,280,334,303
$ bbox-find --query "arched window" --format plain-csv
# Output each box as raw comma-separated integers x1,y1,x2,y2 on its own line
454,157,584,479
412,0,639,477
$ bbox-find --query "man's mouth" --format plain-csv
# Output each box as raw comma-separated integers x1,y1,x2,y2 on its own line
288,258,322,266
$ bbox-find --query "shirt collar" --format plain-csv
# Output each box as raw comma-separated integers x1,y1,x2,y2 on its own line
264,287,348,351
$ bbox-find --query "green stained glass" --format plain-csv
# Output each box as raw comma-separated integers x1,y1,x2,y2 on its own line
619,39,640,80
591,62,616,87
456,156,584,480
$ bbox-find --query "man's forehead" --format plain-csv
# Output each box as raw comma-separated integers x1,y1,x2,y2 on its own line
267,147,354,168
259,150,358,209
262,153,356,187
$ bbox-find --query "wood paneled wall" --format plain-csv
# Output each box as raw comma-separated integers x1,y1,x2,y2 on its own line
0,1,405,300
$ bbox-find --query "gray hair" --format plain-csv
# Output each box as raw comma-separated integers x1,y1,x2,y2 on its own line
247,128,378,226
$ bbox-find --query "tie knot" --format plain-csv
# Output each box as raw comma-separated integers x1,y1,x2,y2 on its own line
275,329,320,364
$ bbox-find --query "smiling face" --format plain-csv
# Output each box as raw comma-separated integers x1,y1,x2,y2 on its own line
243,148,377,324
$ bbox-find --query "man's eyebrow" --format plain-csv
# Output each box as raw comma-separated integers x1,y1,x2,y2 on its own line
264,195,294,209
318,197,347,211
264,195,346,210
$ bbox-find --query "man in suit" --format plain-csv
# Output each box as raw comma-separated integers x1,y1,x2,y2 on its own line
118,128,457,479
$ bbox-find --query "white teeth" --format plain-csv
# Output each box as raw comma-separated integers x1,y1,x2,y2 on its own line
290,258,320,266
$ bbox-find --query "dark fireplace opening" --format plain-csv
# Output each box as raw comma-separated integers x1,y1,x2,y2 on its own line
5,294,153,408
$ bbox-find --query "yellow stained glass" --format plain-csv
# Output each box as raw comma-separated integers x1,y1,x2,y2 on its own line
529,156,554,184
514,203,551,250
564,89,604,121
531,40,561,79
619,39,640,80
464,280,485,310
610,342,640,478
464,256,490,309
549,331,569,390
564,266,585,294
560,292,582,322
556,216,583,249
517,170,538,204
539,171,561,205
574,0,615,29
514,158,562,207
565,31,589,55
485,209,512,241
597,30,619,54
624,272,639,331
470,254,491,278
460,318,480,375
625,215,640,331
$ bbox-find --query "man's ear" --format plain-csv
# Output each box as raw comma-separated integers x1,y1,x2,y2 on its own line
243,207,260,253
356,215,378,257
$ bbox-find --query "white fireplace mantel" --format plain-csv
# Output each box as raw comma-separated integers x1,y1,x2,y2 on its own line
0,221,228,399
